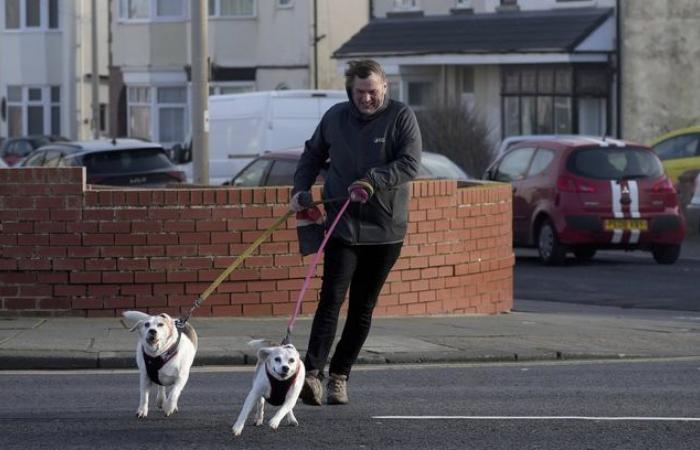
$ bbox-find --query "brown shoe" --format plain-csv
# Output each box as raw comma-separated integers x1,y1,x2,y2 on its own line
326,373,348,405
300,371,323,406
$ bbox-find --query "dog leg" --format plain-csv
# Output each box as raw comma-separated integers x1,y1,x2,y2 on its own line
137,374,151,418
232,390,260,437
268,396,297,430
156,386,166,410
163,375,188,417
285,410,299,427
253,397,265,426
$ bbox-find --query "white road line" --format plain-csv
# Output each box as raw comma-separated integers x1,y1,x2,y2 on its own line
373,416,700,422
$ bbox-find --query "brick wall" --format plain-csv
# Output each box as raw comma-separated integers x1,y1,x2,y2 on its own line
0,168,513,317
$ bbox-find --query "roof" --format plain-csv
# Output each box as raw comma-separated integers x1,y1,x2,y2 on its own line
334,7,613,57
512,135,647,151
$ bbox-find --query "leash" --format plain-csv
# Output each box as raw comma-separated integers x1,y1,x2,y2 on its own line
177,196,347,328
281,198,351,345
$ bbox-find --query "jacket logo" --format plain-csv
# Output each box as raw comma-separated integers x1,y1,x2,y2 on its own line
374,137,386,144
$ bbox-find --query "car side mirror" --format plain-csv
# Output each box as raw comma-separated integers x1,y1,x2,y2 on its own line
171,142,192,164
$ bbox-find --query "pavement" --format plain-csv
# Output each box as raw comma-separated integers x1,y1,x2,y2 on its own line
2,299,700,370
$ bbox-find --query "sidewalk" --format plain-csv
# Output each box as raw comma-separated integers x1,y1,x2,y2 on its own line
2,300,700,370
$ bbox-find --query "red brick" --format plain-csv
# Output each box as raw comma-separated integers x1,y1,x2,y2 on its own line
243,304,273,316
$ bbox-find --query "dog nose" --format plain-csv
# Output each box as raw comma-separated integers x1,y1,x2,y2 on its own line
148,329,156,336
281,366,289,374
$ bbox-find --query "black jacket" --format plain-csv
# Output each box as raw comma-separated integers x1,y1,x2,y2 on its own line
293,94,422,245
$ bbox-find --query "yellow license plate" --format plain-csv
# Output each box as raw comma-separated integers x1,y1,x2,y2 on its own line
604,219,648,231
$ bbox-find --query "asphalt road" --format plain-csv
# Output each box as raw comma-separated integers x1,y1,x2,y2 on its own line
1,359,699,450
514,237,700,311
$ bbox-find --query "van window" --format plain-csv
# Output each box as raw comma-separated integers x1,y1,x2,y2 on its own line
567,147,664,180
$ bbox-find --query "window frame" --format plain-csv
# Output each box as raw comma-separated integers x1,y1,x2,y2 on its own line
126,84,190,144
5,85,61,137
118,0,187,23
209,0,257,18
4,0,60,31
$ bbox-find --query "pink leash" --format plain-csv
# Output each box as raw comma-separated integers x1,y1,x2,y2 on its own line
282,198,351,345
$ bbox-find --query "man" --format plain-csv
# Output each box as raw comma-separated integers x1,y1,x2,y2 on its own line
290,59,422,405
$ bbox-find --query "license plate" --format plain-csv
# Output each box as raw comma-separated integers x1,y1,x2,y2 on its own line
604,219,648,231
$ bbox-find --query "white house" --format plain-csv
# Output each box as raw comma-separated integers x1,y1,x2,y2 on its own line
0,0,109,140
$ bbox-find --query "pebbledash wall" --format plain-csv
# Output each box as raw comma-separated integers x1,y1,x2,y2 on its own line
0,168,513,317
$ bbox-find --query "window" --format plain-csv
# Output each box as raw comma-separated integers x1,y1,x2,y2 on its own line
127,85,189,144
157,87,187,144
209,0,256,17
495,147,534,182
394,0,417,10
501,65,607,137
231,159,270,187
6,85,61,137
653,134,700,161
266,160,297,186
455,0,472,8
528,149,555,177
276,0,293,8
406,81,434,111
209,83,255,95
4,0,59,30
128,86,151,140
119,0,185,21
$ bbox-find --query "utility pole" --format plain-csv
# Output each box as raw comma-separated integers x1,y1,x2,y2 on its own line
191,0,209,184
91,0,99,139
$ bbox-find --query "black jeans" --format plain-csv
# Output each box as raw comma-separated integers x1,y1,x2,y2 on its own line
304,238,403,378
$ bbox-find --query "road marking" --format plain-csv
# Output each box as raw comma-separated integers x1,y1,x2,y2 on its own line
373,416,700,422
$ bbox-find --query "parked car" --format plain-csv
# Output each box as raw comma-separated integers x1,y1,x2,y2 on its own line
0,157,7,168
650,125,700,210
19,138,186,187
494,134,581,161
684,172,700,236
484,136,685,265
225,148,470,187
0,135,69,167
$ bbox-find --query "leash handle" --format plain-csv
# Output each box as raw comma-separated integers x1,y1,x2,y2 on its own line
285,198,351,341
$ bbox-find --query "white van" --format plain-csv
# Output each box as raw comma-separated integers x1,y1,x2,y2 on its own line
175,90,346,185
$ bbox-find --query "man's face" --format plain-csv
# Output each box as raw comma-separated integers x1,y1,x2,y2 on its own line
351,72,387,115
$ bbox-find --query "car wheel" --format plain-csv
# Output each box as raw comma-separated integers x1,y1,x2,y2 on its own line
652,244,681,265
573,247,597,262
537,220,567,265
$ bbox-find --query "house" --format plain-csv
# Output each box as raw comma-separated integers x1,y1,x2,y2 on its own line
335,0,618,144
109,0,369,147
0,0,109,140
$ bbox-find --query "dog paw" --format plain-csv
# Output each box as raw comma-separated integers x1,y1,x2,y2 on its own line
164,406,178,417
268,418,282,430
232,424,244,436
287,417,299,427
254,417,264,426
136,408,148,419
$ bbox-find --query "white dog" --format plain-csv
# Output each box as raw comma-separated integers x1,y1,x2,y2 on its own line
122,311,198,418
232,339,305,436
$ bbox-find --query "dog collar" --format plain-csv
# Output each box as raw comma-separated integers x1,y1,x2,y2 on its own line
264,368,298,406
143,329,182,386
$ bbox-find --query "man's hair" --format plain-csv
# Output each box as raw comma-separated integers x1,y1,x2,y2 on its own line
344,59,386,89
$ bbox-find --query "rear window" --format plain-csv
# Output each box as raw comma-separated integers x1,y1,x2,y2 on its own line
83,148,173,174
566,147,664,180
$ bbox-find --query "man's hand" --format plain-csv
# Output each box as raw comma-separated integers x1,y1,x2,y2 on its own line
348,179,374,204
290,191,314,212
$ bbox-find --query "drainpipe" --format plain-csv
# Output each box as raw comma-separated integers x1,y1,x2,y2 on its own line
615,0,622,138
313,0,318,89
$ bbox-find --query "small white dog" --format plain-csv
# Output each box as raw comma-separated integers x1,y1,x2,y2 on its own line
232,339,305,436
122,311,198,418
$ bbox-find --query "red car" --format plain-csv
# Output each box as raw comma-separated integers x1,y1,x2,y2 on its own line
485,136,685,265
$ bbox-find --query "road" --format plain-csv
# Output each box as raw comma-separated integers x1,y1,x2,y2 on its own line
1,360,699,449
514,237,700,311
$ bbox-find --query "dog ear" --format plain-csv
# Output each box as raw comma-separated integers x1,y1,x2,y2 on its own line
159,313,173,322
257,347,272,362
128,321,143,332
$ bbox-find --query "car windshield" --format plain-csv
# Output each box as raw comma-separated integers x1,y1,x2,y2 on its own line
83,148,173,174
421,153,469,180
567,147,664,180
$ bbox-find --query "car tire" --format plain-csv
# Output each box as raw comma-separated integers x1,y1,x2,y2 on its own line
537,220,567,265
652,244,681,265
573,247,596,262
